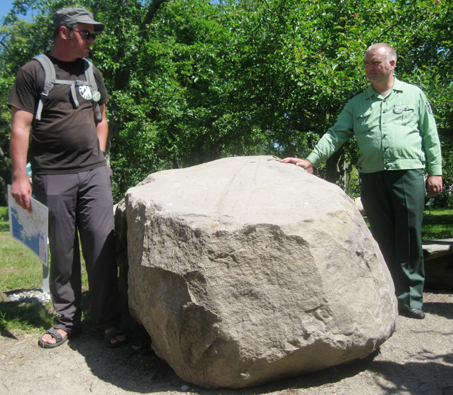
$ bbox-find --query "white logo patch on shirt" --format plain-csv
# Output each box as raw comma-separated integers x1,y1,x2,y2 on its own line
79,85,93,100
426,100,433,115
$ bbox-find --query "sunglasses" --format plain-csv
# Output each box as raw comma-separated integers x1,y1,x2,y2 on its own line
72,29,96,41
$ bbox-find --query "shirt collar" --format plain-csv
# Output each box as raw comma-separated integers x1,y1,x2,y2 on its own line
364,76,403,99
392,77,404,92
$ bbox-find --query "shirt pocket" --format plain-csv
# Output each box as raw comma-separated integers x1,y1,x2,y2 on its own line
355,109,373,133
392,104,416,126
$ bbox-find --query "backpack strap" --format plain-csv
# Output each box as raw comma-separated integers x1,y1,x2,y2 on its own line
33,54,56,121
83,58,103,123
33,54,103,123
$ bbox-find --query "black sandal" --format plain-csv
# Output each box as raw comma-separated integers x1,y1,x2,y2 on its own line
104,329,128,349
38,327,68,349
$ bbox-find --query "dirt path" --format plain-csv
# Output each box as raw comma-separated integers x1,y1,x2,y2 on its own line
1,291,452,395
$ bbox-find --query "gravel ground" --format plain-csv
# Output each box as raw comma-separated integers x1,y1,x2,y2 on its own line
0,290,452,395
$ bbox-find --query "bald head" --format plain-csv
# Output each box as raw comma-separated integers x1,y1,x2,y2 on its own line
367,43,397,64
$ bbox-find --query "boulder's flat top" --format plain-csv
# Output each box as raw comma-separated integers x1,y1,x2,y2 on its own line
128,155,354,226
423,239,453,257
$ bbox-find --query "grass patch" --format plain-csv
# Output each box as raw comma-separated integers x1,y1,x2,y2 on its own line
0,206,89,335
0,206,44,291
422,208,453,239
0,301,58,334
363,208,453,240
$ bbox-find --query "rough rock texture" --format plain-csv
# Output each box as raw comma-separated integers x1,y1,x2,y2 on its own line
124,155,397,389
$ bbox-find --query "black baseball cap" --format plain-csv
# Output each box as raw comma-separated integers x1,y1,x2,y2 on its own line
53,7,105,32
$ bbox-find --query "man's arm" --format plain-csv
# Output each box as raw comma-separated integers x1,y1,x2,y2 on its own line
418,91,443,197
10,106,33,212
96,104,108,152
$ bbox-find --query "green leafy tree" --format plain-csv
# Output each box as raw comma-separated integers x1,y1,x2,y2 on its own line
1,0,453,204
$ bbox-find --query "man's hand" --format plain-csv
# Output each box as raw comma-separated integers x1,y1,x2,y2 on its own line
426,175,443,198
280,157,314,174
11,177,32,213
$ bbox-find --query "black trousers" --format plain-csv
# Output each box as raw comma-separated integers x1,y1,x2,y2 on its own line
33,166,122,333
360,169,425,309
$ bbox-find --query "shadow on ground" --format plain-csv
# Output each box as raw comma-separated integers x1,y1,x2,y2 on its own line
67,336,453,395
3,288,452,395
68,315,186,393
424,300,453,320
68,329,381,394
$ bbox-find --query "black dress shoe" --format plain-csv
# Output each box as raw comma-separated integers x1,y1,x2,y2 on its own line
399,306,425,319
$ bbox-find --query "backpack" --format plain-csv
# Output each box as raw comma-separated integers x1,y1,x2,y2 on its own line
33,54,102,123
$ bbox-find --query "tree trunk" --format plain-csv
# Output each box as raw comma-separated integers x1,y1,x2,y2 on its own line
139,0,168,39
324,146,346,186
0,175,8,206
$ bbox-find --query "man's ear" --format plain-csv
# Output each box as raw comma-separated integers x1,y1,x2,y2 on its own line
61,26,71,40
389,59,396,70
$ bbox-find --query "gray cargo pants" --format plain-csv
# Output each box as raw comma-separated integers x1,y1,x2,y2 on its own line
33,166,121,334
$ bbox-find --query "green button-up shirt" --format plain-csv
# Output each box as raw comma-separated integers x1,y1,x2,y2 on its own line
306,78,442,175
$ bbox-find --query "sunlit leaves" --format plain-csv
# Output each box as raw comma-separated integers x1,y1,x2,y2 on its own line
1,0,453,202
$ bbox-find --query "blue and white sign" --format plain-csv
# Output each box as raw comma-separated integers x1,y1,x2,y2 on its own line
8,185,48,266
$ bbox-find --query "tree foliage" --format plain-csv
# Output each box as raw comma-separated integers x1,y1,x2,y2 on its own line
1,0,453,204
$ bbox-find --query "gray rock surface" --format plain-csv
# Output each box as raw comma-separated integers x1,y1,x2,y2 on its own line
124,155,397,388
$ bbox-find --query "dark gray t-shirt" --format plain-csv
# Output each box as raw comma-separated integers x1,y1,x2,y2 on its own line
8,54,109,175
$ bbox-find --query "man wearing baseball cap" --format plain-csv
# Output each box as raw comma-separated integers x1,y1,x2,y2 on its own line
53,7,105,32
9,8,127,348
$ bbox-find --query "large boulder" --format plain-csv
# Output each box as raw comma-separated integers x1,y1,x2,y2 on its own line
124,155,397,389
